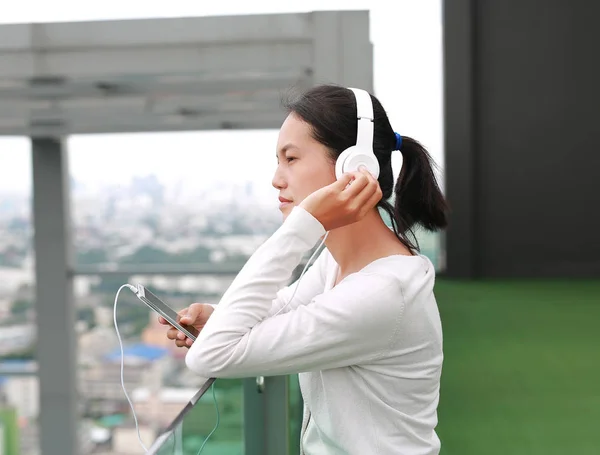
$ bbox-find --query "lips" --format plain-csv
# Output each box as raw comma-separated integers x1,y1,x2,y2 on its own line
278,196,293,211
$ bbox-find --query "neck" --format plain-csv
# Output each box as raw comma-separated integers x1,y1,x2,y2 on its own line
324,209,409,277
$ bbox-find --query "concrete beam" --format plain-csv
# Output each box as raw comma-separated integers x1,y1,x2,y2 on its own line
0,42,312,79
0,11,372,136
0,14,313,52
0,110,287,136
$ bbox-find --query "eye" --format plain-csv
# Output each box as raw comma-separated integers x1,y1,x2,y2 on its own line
286,156,297,163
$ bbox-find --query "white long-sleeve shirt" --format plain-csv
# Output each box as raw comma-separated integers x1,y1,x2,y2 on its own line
186,206,443,455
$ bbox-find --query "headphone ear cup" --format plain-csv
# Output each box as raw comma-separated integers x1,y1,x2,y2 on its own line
335,147,354,180
335,146,380,180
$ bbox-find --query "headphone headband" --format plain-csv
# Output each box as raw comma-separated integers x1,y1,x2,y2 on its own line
334,87,380,180
348,87,374,154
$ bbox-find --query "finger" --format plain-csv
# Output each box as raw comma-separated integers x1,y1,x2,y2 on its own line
180,303,204,325
166,327,188,341
185,338,193,347
360,185,384,216
359,168,379,195
174,307,189,323
175,339,187,348
342,172,370,198
331,172,354,191
158,316,168,325
351,171,381,212
359,166,377,183
357,164,374,176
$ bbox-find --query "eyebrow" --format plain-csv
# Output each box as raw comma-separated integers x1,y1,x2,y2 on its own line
276,143,299,158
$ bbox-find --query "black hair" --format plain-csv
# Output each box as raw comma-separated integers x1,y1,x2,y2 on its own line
282,84,448,252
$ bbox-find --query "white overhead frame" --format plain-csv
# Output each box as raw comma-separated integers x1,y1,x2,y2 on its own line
0,10,373,136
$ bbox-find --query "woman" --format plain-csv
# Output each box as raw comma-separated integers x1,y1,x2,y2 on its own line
160,84,449,454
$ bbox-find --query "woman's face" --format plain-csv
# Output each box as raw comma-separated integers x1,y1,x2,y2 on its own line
272,113,336,219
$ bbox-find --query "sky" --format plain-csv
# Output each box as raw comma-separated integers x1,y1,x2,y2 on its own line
0,0,443,195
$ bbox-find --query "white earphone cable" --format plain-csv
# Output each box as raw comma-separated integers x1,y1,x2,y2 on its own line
273,232,329,317
195,384,220,454
114,284,222,454
113,284,149,453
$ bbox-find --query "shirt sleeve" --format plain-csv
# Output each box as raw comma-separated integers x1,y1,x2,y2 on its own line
267,247,329,317
208,249,327,317
185,206,404,378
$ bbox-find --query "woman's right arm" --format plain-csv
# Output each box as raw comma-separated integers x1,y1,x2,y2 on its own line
161,247,329,347
267,247,329,317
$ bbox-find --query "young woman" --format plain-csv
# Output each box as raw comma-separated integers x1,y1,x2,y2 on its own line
160,84,449,454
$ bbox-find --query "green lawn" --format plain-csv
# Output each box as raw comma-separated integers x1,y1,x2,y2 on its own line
435,279,600,455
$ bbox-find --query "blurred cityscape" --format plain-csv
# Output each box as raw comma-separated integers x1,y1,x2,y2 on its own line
0,174,441,454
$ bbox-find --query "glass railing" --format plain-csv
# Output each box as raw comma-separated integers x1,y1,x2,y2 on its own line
148,380,244,455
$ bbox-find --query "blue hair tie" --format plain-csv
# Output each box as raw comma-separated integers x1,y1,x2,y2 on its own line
394,132,403,151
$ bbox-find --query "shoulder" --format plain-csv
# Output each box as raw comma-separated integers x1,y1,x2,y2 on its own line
335,254,434,311
337,268,403,297
310,253,433,316
319,269,405,328
364,254,435,290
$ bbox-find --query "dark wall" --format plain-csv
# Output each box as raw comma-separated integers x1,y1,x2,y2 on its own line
444,0,600,278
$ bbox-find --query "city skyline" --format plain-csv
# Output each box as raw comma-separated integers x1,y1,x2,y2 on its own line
0,130,412,199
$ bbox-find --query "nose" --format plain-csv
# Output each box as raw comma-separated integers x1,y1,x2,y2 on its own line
272,166,287,191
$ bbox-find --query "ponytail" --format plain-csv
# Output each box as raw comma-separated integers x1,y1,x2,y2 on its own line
378,136,449,252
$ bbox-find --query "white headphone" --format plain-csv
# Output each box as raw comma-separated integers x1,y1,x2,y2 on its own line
334,87,380,180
